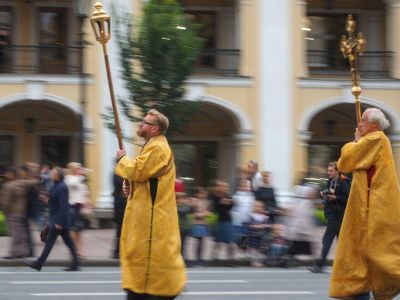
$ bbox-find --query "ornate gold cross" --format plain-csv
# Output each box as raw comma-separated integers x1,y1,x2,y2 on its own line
340,14,366,123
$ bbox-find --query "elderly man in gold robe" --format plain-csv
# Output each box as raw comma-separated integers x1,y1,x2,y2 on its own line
115,109,186,300
330,108,400,300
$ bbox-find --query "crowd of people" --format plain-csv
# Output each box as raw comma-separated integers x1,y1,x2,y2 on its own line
0,162,92,270
176,159,324,268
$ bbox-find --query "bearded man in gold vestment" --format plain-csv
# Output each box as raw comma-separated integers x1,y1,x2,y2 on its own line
116,109,186,300
329,108,400,300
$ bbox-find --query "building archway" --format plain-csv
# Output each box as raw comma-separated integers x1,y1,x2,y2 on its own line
170,97,253,190
0,98,83,167
300,100,397,177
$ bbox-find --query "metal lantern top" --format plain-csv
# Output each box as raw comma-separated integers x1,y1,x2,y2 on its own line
90,2,111,45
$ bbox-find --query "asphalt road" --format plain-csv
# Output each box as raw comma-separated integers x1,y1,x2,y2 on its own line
0,266,397,300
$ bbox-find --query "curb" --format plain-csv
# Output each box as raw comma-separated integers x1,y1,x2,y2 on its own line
0,258,332,268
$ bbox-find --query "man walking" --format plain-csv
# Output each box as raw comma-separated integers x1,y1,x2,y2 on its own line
329,108,400,300
26,167,79,271
116,109,186,300
309,161,350,273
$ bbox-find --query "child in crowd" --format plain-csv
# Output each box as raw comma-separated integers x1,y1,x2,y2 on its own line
247,200,271,267
190,187,210,266
269,224,289,258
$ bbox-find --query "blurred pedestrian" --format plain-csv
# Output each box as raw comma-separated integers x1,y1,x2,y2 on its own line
112,171,127,259
25,167,79,271
211,180,235,262
285,184,317,256
309,162,350,273
329,108,400,300
1,165,39,259
65,162,89,259
116,109,186,300
25,162,42,257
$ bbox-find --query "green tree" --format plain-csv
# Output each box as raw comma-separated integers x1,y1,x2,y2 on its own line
105,0,204,139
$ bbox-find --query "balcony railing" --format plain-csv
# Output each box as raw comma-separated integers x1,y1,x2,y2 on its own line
307,50,393,78
0,45,81,75
193,49,240,76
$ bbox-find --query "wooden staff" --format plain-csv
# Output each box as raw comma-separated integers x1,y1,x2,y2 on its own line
340,14,366,124
90,2,123,149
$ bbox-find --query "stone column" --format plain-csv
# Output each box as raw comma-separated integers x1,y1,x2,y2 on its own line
385,0,400,78
96,0,133,209
389,133,400,179
259,0,294,202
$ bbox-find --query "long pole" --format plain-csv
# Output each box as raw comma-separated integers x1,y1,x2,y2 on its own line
102,43,123,150
90,2,124,150
78,15,86,164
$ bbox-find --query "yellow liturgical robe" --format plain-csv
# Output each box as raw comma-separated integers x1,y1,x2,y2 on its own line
330,131,400,300
115,135,186,297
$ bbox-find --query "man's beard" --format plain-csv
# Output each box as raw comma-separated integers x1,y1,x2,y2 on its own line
137,129,144,137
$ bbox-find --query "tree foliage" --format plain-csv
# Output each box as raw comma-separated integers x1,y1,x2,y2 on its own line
106,0,204,138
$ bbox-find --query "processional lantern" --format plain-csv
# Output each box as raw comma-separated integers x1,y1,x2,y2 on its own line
90,2,124,149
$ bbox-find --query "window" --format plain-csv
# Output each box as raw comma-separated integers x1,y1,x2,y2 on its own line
185,11,217,68
0,136,14,166
41,136,70,167
38,7,68,74
306,14,349,70
0,7,13,73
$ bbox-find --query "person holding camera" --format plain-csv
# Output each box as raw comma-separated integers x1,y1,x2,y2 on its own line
309,161,350,273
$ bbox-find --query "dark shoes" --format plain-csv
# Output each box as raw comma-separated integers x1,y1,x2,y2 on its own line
63,266,80,271
308,265,323,273
24,261,42,271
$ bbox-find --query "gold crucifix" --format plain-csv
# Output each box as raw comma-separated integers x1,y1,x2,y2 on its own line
340,14,366,124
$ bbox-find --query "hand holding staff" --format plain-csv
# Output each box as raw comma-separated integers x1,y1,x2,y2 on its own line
90,2,124,150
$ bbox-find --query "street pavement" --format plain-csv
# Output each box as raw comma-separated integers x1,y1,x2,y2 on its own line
0,266,332,300
2,266,399,300
0,226,333,267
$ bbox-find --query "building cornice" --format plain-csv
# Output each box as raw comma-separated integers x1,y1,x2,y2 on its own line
0,75,95,85
298,78,400,89
187,76,254,87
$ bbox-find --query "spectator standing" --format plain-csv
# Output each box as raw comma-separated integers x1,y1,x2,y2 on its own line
254,171,281,223
231,180,254,256
248,201,271,267
112,172,127,259
190,187,210,266
211,180,235,262
246,160,263,193
65,162,89,258
176,191,192,262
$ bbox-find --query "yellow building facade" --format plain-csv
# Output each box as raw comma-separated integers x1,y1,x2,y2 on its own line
0,0,399,210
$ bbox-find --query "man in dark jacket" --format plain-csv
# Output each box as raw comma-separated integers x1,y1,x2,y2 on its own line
25,167,79,271
310,161,350,273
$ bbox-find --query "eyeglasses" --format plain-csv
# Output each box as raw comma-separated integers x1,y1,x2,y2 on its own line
140,119,158,126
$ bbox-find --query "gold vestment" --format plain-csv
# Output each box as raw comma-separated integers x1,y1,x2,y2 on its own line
330,131,400,300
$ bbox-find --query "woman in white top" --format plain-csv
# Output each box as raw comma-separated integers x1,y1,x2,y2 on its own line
64,162,89,258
